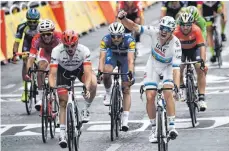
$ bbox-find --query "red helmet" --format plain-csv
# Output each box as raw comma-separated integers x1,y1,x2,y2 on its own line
61,30,79,46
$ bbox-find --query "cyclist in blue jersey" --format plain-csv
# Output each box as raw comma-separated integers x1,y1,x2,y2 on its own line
97,22,135,132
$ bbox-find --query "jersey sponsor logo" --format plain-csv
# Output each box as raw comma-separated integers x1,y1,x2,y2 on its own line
129,41,136,49
100,41,106,49
175,40,180,47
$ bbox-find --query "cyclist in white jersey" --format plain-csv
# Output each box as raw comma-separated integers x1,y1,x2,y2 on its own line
118,10,182,143
48,30,97,148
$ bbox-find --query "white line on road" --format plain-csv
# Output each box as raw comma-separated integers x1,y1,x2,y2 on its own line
2,84,16,89
106,144,121,151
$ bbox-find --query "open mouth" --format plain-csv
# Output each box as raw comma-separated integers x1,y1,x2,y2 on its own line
160,32,167,38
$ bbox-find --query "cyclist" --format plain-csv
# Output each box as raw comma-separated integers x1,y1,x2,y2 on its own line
97,22,135,132
49,30,97,148
26,19,62,111
117,1,144,43
118,10,182,143
201,1,224,63
176,6,207,41
12,8,40,103
221,1,227,41
161,1,185,19
173,13,207,111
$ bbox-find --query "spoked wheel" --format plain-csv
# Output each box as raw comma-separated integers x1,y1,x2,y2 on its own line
74,104,80,151
41,90,48,143
214,28,223,68
25,81,32,115
187,78,197,127
216,47,223,68
50,93,58,139
67,103,76,151
157,107,168,151
115,91,121,138
110,87,116,141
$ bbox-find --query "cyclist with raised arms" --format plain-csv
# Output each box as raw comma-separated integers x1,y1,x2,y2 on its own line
173,13,207,111
12,8,40,103
49,30,97,148
118,10,182,143
26,19,62,111
97,22,135,132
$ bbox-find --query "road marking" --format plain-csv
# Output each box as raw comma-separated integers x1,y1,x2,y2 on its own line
106,144,121,151
14,131,41,136
2,84,16,89
0,125,13,135
87,125,110,131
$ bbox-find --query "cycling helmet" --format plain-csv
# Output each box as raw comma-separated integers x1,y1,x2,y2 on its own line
38,19,55,33
179,12,194,24
62,30,79,46
160,16,176,31
26,8,40,20
186,6,199,20
108,22,125,35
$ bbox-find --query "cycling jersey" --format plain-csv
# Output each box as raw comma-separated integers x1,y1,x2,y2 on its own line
15,22,39,52
138,25,182,89
118,1,142,17
161,2,185,19
173,24,205,62
30,31,62,63
100,34,136,82
50,43,91,85
173,24,205,50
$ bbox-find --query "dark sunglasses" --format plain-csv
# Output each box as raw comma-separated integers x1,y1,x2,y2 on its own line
27,20,39,24
110,34,123,39
64,43,76,48
180,23,192,27
41,32,53,37
160,25,173,32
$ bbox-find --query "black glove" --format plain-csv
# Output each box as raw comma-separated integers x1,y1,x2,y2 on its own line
199,59,205,71
128,71,135,86
97,70,103,84
117,10,126,20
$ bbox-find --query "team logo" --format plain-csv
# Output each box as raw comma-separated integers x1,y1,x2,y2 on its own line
129,41,136,49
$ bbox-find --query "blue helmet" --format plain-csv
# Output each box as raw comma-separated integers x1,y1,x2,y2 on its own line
26,8,40,20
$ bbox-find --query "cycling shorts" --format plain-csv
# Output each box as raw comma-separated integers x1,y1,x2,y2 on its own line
57,64,84,86
143,56,174,90
181,48,201,62
105,48,128,82
203,2,222,26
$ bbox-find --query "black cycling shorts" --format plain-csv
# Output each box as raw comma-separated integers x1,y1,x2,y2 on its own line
203,2,222,23
181,48,201,62
57,64,84,86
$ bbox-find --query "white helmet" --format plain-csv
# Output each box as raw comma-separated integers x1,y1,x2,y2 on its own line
108,22,125,34
160,16,176,31
38,19,55,33
179,12,194,24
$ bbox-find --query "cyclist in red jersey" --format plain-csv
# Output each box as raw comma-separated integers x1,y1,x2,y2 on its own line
26,19,62,111
173,13,207,111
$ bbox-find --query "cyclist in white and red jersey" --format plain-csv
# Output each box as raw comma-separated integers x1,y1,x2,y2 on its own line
49,30,97,148
118,10,182,143
26,19,62,111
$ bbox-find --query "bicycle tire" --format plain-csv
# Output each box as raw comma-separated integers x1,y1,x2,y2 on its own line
110,86,116,141
41,90,48,143
115,88,121,137
213,27,223,68
157,107,167,151
67,103,74,151
25,81,32,115
50,94,57,139
74,102,80,151
187,77,197,127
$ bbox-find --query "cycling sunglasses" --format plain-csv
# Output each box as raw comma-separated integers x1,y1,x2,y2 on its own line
41,32,53,37
110,34,123,39
64,43,77,48
180,23,192,27
27,20,39,24
160,25,173,32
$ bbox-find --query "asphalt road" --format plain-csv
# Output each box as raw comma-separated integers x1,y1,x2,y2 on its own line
1,2,229,151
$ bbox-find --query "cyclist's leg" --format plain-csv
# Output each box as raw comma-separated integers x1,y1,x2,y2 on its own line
163,65,178,138
35,49,49,111
134,17,141,43
56,65,70,148
194,48,207,111
143,56,158,143
103,49,115,105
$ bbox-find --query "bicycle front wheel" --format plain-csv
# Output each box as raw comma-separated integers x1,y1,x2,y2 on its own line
25,81,32,115
110,87,117,141
67,103,77,151
41,90,48,143
187,78,197,127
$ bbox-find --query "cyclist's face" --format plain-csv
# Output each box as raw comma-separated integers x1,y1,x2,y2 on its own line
159,25,173,40
126,1,134,7
64,42,77,56
27,20,39,30
171,2,180,9
180,23,192,34
41,32,53,44
111,34,123,45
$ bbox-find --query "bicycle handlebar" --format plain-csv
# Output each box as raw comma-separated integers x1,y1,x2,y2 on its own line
52,85,86,93
101,72,129,76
